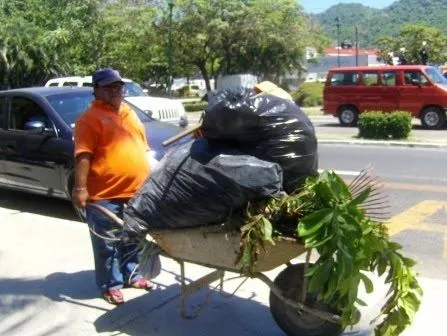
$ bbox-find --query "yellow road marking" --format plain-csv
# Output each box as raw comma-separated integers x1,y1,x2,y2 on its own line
345,178,447,194
385,182,447,194
387,200,446,236
387,200,447,259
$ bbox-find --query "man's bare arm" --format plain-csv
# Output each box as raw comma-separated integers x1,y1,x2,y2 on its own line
72,152,92,208
74,152,92,189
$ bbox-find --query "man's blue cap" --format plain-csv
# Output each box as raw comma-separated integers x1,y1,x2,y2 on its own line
92,68,124,86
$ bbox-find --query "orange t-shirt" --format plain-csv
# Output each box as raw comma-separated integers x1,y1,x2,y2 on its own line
74,100,151,200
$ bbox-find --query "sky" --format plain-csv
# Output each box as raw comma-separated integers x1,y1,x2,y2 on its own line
300,0,396,14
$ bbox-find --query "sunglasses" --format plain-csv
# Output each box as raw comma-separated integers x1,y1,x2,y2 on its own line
100,83,125,91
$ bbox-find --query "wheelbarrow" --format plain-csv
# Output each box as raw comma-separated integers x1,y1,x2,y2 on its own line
87,203,343,336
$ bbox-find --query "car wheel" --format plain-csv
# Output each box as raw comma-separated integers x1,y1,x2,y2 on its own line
338,106,358,126
421,107,446,130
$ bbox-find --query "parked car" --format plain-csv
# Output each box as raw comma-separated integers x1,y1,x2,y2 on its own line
45,76,188,127
323,65,447,129
0,87,191,201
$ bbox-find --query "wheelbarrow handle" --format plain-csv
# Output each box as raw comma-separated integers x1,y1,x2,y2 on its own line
85,202,124,227
162,123,202,147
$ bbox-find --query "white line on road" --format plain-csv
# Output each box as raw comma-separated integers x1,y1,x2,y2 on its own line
318,169,360,176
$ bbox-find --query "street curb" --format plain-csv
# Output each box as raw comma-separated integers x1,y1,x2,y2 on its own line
317,139,447,148
186,118,447,149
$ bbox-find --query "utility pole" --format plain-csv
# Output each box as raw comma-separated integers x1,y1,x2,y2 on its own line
335,17,340,67
167,0,174,97
355,25,359,66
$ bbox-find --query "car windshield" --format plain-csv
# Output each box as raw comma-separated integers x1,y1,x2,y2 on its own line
46,91,151,128
425,67,447,84
124,82,147,97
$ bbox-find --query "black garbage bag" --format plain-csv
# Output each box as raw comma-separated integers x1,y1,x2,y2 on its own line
202,92,318,193
123,138,283,237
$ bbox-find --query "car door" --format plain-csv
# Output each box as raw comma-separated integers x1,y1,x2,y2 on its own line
2,95,67,197
0,96,8,184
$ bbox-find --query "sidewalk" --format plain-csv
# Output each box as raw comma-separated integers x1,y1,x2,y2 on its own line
0,204,445,335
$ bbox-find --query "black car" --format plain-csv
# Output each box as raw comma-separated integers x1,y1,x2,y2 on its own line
0,87,189,200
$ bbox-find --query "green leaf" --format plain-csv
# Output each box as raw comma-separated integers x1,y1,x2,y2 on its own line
298,208,333,237
350,187,371,206
241,245,251,267
311,234,334,247
356,298,367,306
360,272,374,294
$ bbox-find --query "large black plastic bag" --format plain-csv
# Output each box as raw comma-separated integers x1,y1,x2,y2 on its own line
202,92,318,193
123,138,283,237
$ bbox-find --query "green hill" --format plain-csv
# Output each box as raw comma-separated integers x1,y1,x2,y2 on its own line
313,0,447,47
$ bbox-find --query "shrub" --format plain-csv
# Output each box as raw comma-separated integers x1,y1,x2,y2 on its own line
183,101,208,112
358,111,412,139
386,111,412,139
176,86,190,97
358,112,385,139
291,82,323,107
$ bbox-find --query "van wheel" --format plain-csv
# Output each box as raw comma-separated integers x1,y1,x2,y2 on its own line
338,106,358,126
421,107,445,130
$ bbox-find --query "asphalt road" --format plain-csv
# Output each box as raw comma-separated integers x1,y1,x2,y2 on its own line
319,144,447,280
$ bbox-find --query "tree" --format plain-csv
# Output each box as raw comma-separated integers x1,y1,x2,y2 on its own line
243,0,328,81
0,0,329,91
0,13,70,89
375,24,447,65
167,0,328,91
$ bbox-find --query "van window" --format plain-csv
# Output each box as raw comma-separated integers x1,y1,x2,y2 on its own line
363,72,378,86
425,67,447,84
48,83,59,87
62,82,78,87
381,72,396,86
82,82,93,87
404,71,428,85
330,72,359,86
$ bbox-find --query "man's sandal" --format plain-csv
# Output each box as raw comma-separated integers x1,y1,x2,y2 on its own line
103,289,124,305
129,278,154,291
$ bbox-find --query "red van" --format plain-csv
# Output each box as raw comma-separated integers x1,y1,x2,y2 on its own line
323,65,447,129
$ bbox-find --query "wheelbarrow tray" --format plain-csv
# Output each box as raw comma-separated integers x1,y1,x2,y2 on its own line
148,225,307,273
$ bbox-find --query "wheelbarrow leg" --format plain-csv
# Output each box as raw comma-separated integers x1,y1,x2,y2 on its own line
178,260,225,319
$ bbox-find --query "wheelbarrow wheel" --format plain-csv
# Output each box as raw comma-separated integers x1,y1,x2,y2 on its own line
269,263,343,336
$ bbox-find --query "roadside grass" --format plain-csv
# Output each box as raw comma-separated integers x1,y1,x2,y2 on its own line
301,106,323,116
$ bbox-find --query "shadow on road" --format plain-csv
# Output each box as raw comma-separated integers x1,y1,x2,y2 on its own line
0,188,79,222
316,123,348,127
94,283,286,336
0,271,97,304
0,270,99,335
412,124,447,130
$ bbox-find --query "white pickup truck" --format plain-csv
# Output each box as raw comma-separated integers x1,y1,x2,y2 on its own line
45,76,188,127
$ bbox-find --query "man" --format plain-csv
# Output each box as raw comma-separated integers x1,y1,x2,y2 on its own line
72,68,153,305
